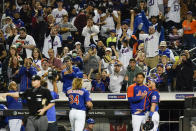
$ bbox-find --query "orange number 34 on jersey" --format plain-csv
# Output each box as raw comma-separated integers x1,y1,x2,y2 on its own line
69,95,80,105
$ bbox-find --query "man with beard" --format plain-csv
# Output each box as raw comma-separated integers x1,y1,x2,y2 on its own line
173,50,196,91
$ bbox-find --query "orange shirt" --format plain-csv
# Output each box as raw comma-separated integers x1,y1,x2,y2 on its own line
182,20,196,34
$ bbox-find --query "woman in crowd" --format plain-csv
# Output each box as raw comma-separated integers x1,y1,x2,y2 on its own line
32,48,42,71
7,56,21,84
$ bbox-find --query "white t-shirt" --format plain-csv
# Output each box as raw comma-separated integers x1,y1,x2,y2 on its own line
37,68,54,91
82,79,92,92
52,8,68,24
12,35,36,58
108,65,126,93
139,32,160,57
166,0,180,23
147,0,163,18
100,11,118,34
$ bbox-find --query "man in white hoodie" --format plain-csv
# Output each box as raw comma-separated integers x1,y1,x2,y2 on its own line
82,18,99,52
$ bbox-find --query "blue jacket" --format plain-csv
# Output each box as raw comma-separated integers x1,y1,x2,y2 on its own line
16,66,37,91
159,48,171,58
6,90,23,120
133,13,148,34
62,66,82,92
13,19,25,28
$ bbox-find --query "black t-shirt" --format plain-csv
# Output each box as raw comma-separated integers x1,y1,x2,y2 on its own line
19,86,54,116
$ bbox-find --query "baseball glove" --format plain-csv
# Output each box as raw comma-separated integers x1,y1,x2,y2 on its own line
143,120,154,130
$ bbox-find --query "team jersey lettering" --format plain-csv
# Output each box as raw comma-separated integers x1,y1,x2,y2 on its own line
148,0,154,6
69,95,80,105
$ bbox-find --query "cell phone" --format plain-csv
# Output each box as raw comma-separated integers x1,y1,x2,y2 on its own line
57,47,63,55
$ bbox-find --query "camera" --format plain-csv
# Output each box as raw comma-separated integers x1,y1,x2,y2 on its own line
108,8,113,14
48,69,58,80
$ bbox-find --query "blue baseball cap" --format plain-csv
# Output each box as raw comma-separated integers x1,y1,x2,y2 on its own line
0,104,7,110
147,77,158,84
122,21,129,25
57,0,64,2
187,11,192,15
89,43,96,48
110,29,116,33
87,118,95,124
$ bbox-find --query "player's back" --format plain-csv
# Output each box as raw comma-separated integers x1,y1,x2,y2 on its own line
66,88,90,111
127,83,149,115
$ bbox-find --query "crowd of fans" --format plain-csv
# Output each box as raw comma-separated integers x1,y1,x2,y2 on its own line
0,0,195,93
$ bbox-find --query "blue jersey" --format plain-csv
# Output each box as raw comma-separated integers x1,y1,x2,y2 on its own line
6,90,23,120
144,90,160,112
127,83,149,115
66,88,92,111
84,128,90,131
47,91,59,122
91,80,105,92
62,66,82,92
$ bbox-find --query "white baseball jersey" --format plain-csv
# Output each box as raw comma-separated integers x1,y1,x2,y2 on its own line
52,8,68,24
166,0,180,23
118,46,133,68
147,0,163,18
42,35,62,58
139,32,160,57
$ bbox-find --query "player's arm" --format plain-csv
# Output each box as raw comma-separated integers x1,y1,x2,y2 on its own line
85,90,93,110
127,84,146,102
86,101,93,110
2,92,19,98
38,89,55,115
148,102,157,119
129,93,146,102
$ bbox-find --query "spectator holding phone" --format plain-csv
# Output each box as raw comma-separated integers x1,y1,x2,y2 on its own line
173,50,196,91
62,56,82,92
83,44,102,79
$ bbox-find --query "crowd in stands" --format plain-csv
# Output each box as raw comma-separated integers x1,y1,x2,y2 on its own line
0,0,195,93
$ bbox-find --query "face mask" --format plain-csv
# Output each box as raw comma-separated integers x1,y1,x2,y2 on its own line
72,53,77,57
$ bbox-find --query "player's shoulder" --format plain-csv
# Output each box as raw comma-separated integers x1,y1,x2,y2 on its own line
128,83,137,89
151,90,160,97
81,88,89,93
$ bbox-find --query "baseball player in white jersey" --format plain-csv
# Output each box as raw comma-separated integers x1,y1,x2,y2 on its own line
52,0,68,24
165,0,180,23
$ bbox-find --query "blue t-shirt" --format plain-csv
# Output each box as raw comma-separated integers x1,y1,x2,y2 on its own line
66,88,92,111
91,80,105,92
6,90,23,120
144,90,160,112
46,91,59,122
